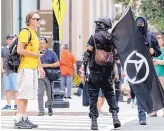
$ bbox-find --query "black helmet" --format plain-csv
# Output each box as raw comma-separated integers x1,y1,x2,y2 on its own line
94,16,112,29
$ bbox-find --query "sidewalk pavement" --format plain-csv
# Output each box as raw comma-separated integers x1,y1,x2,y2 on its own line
1,95,138,116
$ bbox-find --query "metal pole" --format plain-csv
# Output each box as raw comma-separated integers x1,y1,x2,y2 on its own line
49,0,70,109
53,11,60,59
19,0,22,31
69,0,72,52
37,0,40,10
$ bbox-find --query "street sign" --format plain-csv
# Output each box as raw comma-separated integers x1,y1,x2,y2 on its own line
38,10,53,48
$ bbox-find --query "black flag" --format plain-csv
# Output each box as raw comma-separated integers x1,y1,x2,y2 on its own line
112,7,164,113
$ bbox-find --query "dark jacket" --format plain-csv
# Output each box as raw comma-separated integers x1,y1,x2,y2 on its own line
136,16,161,57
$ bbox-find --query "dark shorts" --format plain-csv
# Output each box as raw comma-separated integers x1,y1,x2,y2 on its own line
120,77,124,84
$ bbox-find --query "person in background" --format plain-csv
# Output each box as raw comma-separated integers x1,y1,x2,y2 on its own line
79,64,106,115
1,35,18,110
150,34,164,117
127,89,136,108
134,16,161,125
60,44,77,99
37,37,60,116
74,82,83,97
114,59,126,104
97,89,105,115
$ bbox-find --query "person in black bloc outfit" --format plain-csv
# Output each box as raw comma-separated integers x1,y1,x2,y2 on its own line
83,16,121,130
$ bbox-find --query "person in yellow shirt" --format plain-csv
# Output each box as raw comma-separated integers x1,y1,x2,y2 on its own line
14,11,45,129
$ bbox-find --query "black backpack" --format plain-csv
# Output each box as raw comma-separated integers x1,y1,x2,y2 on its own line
7,28,32,73
92,31,115,67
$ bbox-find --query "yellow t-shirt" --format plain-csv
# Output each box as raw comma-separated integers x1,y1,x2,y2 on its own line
18,27,39,69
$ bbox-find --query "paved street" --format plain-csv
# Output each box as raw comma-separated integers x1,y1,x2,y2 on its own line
114,117,164,131
1,95,164,131
1,114,137,131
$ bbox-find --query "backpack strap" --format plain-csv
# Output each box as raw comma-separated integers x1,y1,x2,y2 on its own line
21,28,32,43
92,35,97,49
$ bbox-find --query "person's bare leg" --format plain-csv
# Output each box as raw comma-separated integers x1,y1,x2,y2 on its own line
97,97,105,112
17,100,20,114
17,100,25,114
16,99,25,122
100,97,105,108
22,99,28,120
6,90,11,105
13,91,18,105
24,100,28,113
97,97,102,112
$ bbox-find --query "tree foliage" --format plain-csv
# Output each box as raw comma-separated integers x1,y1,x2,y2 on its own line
114,0,164,31
140,0,164,31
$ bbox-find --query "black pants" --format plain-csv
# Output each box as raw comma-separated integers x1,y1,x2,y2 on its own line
88,72,119,118
130,88,135,99
115,81,120,103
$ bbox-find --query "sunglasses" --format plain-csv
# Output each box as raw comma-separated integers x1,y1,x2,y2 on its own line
32,18,41,21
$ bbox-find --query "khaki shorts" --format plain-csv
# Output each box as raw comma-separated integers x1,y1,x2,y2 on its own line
17,69,38,100
159,77,164,90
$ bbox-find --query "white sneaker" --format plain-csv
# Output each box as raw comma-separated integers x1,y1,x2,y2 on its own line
132,102,135,108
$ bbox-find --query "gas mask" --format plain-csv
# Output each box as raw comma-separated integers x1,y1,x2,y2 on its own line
138,25,145,34
136,19,145,34
95,22,108,33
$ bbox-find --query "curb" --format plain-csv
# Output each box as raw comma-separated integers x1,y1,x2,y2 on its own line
1,111,110,116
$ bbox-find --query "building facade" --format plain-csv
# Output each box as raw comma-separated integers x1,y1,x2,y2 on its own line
1,0,122,60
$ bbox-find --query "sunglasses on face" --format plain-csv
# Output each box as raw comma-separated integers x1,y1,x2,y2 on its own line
31,18,41,21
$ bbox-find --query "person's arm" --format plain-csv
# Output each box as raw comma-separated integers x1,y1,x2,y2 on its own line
120,65,125,77
17,43,38,57
38,58,43,69
150,35,161,57
114,63,119,81
84,36,94,56
42,62,60,68
83,36,94,76
79,65,85,84
1,49,5,74
38,57,45,78
80,73,85,85
42,52,60,68
72,55,77,76
1,57,3,71
154,59,164,65
1,57,5,74
114,63,118,75
73,63,77,76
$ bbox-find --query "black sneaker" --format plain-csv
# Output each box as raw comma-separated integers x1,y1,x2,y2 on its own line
67,97,72,99
48,107,53,116
14,118,32,129
139,120,147,125
25,117,38,128
127,98,131,104
74,93,81,96
38,112,45,116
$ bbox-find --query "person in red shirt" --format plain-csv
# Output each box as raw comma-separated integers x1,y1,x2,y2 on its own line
60,44,77,99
